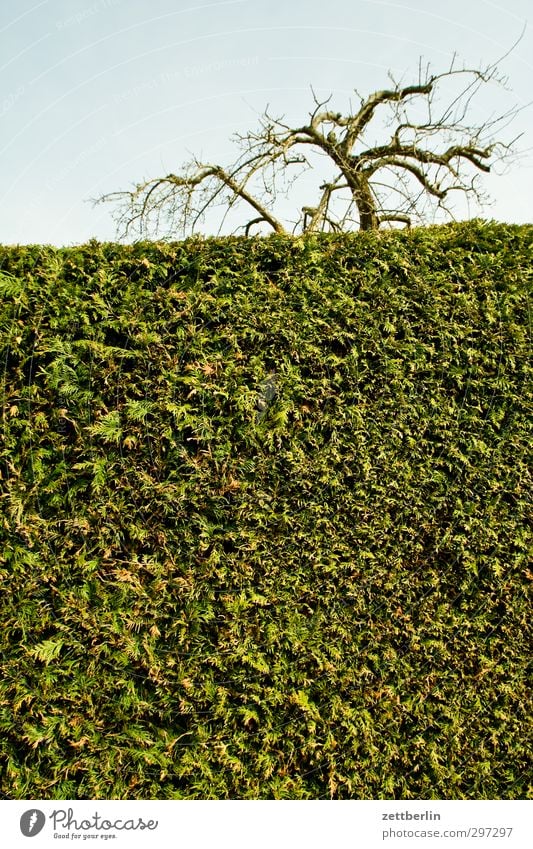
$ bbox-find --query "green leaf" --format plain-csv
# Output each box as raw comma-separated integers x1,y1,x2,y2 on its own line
30,638,64,664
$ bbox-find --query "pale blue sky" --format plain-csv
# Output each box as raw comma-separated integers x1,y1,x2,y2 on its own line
1,0,531,245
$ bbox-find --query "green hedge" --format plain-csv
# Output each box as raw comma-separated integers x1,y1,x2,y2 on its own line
0,220,531,799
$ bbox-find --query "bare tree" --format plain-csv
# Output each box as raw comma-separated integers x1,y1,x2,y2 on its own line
96,54,524,238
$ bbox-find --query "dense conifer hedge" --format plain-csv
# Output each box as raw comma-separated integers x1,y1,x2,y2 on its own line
0,221,531,799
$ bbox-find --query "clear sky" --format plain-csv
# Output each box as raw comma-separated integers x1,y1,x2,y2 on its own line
1,0,531,245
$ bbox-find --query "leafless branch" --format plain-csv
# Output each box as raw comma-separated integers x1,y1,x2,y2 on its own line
95,51,523,238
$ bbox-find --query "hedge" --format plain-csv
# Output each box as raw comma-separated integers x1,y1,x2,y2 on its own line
0,220,531,799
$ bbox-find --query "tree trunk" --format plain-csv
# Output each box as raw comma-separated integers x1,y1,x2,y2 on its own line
352,176,380,230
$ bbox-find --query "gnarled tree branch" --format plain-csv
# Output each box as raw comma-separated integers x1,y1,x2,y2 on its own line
95,53,522,238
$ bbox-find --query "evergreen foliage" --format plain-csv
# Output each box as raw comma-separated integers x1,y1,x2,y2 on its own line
0,221,531,799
